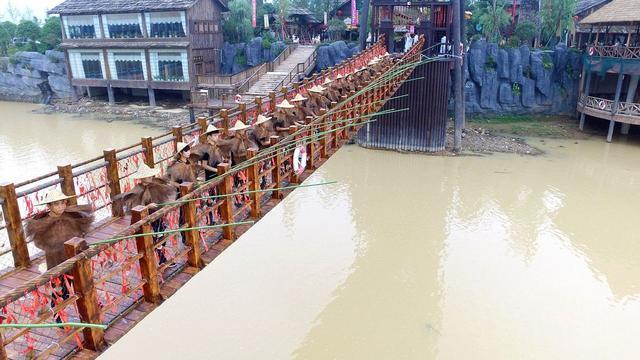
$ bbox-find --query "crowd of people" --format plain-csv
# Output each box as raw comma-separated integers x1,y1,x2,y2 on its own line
23,53,398,319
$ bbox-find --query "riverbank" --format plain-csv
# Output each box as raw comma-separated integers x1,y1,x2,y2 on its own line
41,98,192,129
445,114,591,155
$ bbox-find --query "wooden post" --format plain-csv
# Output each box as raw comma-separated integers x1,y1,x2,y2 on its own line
131,206,162,304
281,87,288,98
0,183,30,268
319,109,328,159
172,126,183,151
57,164,78,206
289,125,300,184
255,97,263,117
246,149,261,219
64,237,105,351
580,70,593,131
269,137,283,199
141,137,155,168
305,116,316,170
220,109,230,137
197,117,208,143
330,102,339,148
239,103,247,124
216,164,235,241
0,332,7,360
180,183,203,268
268,92,276,112
103,149,124,217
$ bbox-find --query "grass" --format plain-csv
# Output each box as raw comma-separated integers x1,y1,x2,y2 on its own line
468,114,578,138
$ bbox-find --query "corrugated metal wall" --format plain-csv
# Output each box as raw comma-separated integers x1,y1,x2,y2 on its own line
357,59,451,152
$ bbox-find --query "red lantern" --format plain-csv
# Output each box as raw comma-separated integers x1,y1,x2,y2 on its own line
337,10,343,17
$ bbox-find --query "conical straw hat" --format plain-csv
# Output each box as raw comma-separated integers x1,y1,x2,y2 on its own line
203,124,220,135
276,99,294,109
290,93,308,102
336,74,344,80
322,78,332,85
176,141,191,154
132,163,161,179
38,189,75,206
229,120,250,131
255,114,272,125
309,85,326,93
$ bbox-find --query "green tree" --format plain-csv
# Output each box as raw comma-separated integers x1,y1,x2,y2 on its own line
0,21,18,56
16,19,40,41
540,0,576,46
40,16,62,50
327,18,346,40
223,0,254,43
515,20,536,46
474,0,511,43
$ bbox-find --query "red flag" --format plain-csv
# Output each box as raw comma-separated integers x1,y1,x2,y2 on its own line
252,0,257,28
351,0,358,26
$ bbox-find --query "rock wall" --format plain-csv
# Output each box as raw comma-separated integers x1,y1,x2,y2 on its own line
0,50,76,103
463,40,582,115
221,37,287,74
315,41,361,71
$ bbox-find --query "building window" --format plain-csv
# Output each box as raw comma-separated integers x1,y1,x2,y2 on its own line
103,14,143,39
150,51,189,82
69,51,105,79
194,20,218,33
64,15,101,39
112,52,145,80
146,12,186,38
81,54,103,79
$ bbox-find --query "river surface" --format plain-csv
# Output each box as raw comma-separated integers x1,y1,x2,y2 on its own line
0,101,161,184
102,137,640,359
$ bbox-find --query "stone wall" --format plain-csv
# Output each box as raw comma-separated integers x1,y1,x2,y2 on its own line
0,50,76,103
315,41,361,71
221,37,287,74
464,40,582,115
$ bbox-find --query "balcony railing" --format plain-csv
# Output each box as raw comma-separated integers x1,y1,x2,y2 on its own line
587,45,640,60
578,94,640,119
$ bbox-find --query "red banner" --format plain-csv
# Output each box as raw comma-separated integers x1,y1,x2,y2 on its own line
252,0,257,28
351,0,358,26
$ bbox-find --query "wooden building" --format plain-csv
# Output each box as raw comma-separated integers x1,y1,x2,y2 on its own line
370,0,453,54
48,0,228,106
576,0,640,141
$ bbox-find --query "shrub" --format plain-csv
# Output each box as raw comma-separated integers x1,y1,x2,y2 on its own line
485,54,497,71
507,36,521,48
47,53,60,63
8,55,18,65
512,82,521,95
471,34,482,42
542,53,553,70
514,20,536,45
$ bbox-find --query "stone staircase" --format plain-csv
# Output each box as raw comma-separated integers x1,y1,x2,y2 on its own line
242,45,316,101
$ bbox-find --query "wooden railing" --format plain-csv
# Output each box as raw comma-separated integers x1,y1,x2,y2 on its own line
578,94,640,120
274,46,319,92
196,44,298,87
587,45,640,59
0,35,414,359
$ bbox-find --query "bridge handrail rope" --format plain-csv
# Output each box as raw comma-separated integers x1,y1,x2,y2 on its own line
0,35,432,358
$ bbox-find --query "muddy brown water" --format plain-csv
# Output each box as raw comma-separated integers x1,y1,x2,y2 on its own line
101,137,640,359
0,101,162,184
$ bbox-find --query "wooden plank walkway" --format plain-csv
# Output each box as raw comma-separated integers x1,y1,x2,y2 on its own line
0,217,131,298
70,143,343,359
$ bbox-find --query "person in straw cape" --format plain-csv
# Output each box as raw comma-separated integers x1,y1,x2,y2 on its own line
249,114,275,150
25,189,95,322
307,85,331,116
191,124,225,181
25,189,95,270
290,93,310,124
166,141,197,188
114,163,177,265
273,99,297,138
218,120,258,165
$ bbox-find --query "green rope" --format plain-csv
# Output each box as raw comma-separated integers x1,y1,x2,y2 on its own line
0,322,107,330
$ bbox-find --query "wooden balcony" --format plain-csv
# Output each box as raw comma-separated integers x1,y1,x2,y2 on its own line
577,94,640,125
587,45,640,60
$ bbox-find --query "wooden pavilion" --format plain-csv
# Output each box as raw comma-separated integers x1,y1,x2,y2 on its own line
576,0,640,141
